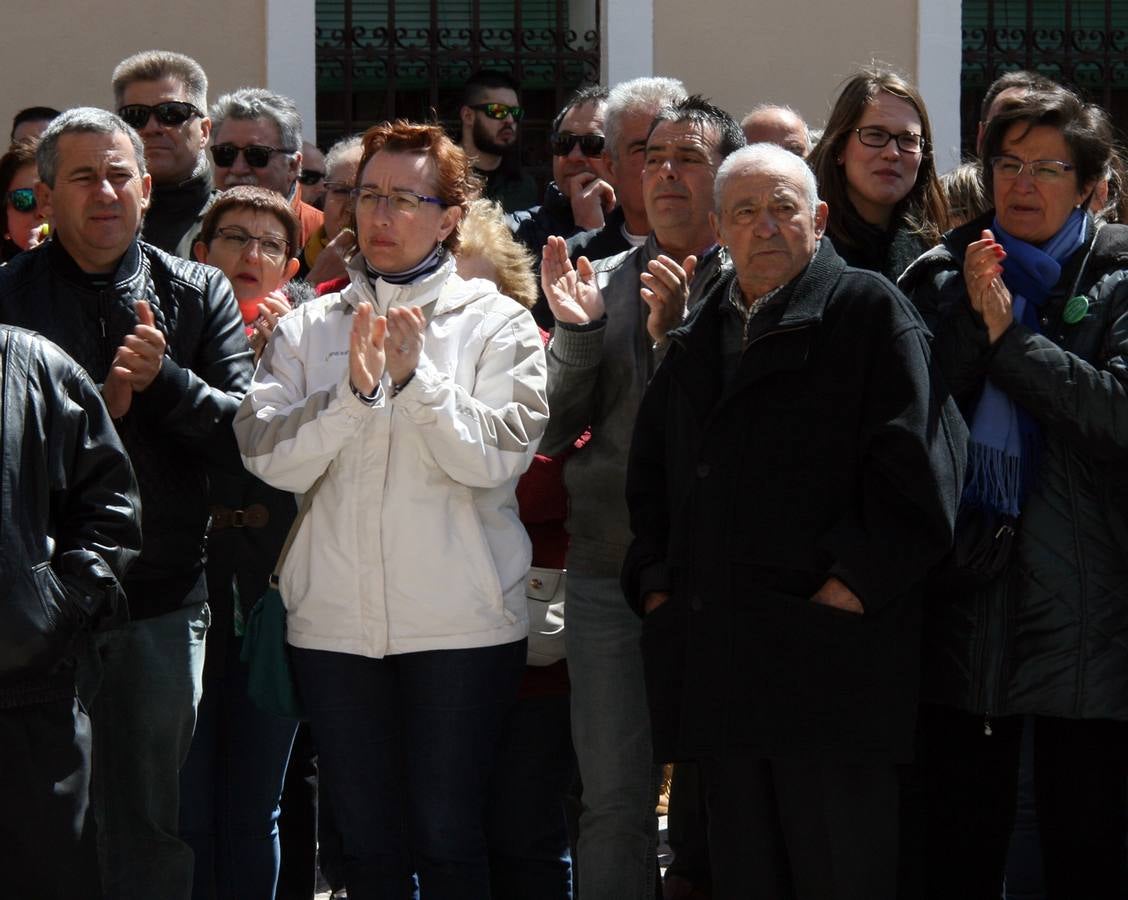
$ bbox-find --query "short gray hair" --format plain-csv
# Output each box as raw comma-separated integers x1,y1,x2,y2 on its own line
37,107,147,188
604,76,687,160
713,142,820,214
112,50,208,111
210,88,302,152
325,134,364,179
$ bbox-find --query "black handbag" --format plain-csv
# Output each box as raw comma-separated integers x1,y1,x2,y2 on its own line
936,505,1018,591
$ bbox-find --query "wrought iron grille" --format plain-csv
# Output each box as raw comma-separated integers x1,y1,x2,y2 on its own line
962,1,1128,155
315,0,601,184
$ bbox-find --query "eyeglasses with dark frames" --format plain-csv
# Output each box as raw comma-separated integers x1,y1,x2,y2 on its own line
469,102,524,122
7,188,36,213
550,132,606,157
990,155,1075,183
212,226,291,261
298,169,325,186
210,143,296,169
853,126,926,154
351,187,446,214
118,101,204,130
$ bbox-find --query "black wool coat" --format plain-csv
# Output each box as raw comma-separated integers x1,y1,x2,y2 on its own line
622,239,967,763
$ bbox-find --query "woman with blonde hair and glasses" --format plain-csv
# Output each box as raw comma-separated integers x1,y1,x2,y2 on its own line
235,121,548,898
809,65,948,280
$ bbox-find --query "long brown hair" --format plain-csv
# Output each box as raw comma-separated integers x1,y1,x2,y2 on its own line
809,65,948,251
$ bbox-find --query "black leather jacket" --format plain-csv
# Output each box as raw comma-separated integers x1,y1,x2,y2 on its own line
0,239,253,620
0,327,141,706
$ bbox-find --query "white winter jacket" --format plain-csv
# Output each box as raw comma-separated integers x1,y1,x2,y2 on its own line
233,255,548,658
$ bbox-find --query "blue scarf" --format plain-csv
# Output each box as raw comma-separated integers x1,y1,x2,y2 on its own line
963,208,1087,515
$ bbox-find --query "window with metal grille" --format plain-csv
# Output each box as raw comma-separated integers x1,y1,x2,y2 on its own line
315,0,600,185
962,1,1128,154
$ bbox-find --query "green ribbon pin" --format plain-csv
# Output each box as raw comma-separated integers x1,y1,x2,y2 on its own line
1063,295,1089,325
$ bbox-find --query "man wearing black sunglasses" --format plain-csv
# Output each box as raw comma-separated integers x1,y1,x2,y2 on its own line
509,87,616,324
210,87,324,247
113,50,215,259
458,69,537,213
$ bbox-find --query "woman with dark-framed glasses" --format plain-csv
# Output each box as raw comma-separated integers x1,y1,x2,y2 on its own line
235,120,548,899
808,65,948,280
0,139,46,261
900,85,1128,898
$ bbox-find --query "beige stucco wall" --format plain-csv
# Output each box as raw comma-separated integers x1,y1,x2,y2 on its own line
0,1,267,141
653,0,918,134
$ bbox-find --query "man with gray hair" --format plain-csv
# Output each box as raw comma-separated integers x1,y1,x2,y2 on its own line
566,75,688,265
622,142,967,898
740,103,811,157
113,49,214,257
210,87,324,245
540,95,742,900
0,106,253,900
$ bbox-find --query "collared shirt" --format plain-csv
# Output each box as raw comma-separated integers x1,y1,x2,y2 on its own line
725,277,783,349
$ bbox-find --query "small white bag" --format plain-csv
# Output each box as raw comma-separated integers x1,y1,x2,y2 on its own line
525,566,566,666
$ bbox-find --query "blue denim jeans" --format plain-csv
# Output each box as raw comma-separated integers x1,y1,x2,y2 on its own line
77,601,210,900
292,640,526,900
486,691,574,899
565,574,659,900
180,631,298,900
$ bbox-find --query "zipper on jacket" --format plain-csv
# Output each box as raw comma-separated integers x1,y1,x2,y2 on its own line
98,289,113,375
744,322,815,351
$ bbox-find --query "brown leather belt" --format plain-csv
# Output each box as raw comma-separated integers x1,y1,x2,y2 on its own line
210,503,270,530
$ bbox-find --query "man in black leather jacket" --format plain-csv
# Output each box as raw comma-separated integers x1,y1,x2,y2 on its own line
0,107,253,900
0,325,140,899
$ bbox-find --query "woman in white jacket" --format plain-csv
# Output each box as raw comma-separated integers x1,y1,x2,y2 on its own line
234,120,548,899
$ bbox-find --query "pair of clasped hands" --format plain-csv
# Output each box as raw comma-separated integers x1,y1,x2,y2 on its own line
964,229,1016,344
348,302,426,397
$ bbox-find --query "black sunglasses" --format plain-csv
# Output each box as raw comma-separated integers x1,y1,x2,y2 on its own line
550,132,605,158
298,169,325,185
7,188,35,213
118,101,203,130
211,143,294,168
470,102,524,122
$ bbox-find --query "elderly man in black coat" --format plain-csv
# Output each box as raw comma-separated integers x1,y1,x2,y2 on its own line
622,143,967,900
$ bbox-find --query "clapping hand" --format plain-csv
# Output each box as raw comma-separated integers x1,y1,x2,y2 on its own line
102,299,166,417
349,301,387,397
964,230,1013,344
640,254,696,346
541,235,605,325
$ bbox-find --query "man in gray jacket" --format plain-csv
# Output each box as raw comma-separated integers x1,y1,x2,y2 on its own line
540,95,744,900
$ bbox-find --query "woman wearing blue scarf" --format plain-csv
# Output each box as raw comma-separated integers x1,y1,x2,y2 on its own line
900,86,1128,898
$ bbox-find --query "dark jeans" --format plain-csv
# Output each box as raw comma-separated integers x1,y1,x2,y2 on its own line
292,640,526,900
702,755,899,900
0,696,99,900
920,704,1128,900
77,601,210,900
486,691,575,900
180,632,298,900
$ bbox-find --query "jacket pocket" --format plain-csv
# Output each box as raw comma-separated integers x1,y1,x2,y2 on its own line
0,563,72,679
